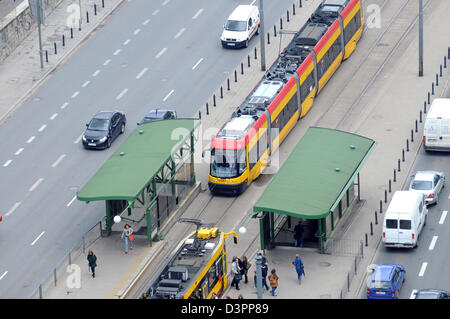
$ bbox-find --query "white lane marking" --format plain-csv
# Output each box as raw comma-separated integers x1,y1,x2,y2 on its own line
66,196,77,207
92,70,101,77
71,91,79,99
38,124,47,132
29,178,44,192
113,49,121,56
143,18,150,25
123,39,131,46
3,160,12,167
50,113,58,120
82,80,90,88
152,9,159,15
133,28,141,35
0,271,7,281
162,0,170,6
192,58,203,70
74,133,83,144
174,27,186,39
31,231,45,246
51,154,66,168
27,136,35,144
15,148,24,155
428,236,438,250
439,211,448,224
163,89,174,102
418,262,428,277
136,67,148,79
155,48,167,59
410,289,418,299
116,88,129,100
60,102,69,109
5,202,21,217
192,8,203,20
103,59,111,66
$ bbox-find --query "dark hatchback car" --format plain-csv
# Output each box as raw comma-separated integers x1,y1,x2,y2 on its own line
137,109,177,125
414,289,450,299
82,111,126,149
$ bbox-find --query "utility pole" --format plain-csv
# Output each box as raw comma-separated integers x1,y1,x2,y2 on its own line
258,0,266,71
418,0,424,77
29,0,45,68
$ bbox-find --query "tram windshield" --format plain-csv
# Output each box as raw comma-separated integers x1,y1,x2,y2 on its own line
210,148,246,178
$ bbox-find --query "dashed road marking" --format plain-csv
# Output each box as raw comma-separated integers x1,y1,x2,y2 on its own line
163,89,174,102
123,39,131,46
103,59,111,66
136,67,148,79
15,148,24,155
116,88,128,100
418,262,428,277
50,113,58,120
3,160,12,167
134,28,141,35
92,70,101,77
71,91,79,99
155,48,167,59
51,154,66,168
82,81,90,88
29,178,44,192
113,49,121,56
439,211,447,224
192,58,203,70
174,27,186,39
192,8,203,20
5,202,21,217
143,19,150,25
66,196,77,207
31,231,45,246
38,124,47,132
0,271,7,281
27,136,35,144
428,236,438,250
60,102,69,109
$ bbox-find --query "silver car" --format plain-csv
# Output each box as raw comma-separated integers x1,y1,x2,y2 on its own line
408,171,445,205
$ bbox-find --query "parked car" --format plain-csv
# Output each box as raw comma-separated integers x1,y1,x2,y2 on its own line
82,110,126,149
220,5,260,48
408,170,445,205
137,109,177,125
366,264,406,299
423,98,450,152
413,289,450,299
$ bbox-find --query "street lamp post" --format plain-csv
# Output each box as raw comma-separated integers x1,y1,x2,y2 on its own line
258,0,266,71
418,0,424,77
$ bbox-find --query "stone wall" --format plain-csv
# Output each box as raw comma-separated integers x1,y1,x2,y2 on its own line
0,0,63,62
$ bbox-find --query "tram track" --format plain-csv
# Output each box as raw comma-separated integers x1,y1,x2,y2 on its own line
127,0,430,298
314,0,433,131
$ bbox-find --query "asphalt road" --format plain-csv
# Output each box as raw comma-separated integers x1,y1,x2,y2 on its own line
361,84,450,299
0,0,298,298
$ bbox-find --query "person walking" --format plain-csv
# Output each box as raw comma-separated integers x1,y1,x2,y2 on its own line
87,250,97,278
268,269,279,296
294,221,304,247
121,224,134,253
240,255,250,284
292,254,304,284
230,257,242,290
260,254,270,291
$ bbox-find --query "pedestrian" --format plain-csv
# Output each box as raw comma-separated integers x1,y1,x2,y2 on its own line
240,255,250,284
268,269,279,296
260,254,269,291
294,220,304,247
87,250,97,278
230,257,242,290
292,254,304,284
121,224,134,253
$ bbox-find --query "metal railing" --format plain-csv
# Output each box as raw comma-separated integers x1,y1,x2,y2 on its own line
29,219,104,299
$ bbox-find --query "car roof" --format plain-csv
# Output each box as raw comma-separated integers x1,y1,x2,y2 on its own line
94,111,116,119
416,289,448,298
414,171,439,181
371,264,399,281
145,109,174,117
228,5,257,21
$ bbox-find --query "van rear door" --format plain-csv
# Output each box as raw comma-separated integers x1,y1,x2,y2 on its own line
398,214,413,245
424,118,440,147
384,217,398,244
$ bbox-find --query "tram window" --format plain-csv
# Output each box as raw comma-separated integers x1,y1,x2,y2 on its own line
301,72,314,100
208,264,217,289
258,129,267,159
344,10,361,44
249,143,257,170
238,149,247,174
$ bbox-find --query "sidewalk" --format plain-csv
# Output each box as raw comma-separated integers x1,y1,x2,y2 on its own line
3,0,450,300
0,0,125,124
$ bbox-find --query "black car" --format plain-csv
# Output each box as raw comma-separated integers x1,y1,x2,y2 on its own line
414,289,450,299
82,111,126,149
137,109,177,125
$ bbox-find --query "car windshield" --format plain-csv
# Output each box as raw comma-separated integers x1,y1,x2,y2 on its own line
225,20,247,31
416,292,440,299
88,118,109,131
411,180,432,190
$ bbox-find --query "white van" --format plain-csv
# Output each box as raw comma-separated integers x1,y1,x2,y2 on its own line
423,98,450,152
382,191,427,248
220,5,260,48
